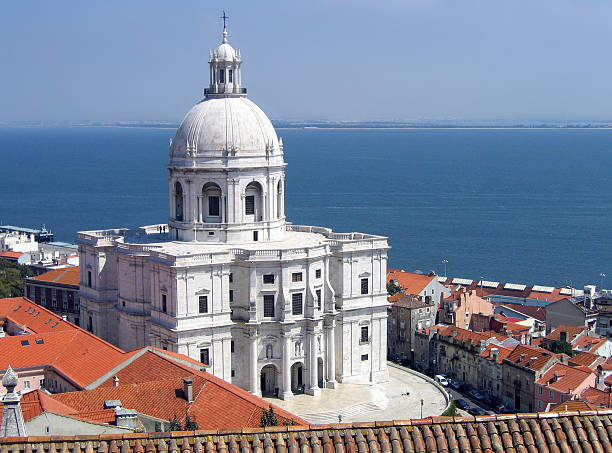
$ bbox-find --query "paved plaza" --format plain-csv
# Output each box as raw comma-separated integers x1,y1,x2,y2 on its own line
264,363,448,424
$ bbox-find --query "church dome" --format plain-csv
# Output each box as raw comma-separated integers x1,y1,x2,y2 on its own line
169,97,280,162
214,42,236,61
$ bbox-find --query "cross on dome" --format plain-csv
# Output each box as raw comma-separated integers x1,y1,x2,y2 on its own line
221,10,229,43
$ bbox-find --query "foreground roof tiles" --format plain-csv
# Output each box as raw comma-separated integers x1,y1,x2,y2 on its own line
2,412,612,453
0,297,74,334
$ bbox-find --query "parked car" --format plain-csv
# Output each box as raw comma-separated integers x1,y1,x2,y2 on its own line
449,379,461,390
454,399,470,410
469,390,485,401
435,375,449,386
468,407,487,416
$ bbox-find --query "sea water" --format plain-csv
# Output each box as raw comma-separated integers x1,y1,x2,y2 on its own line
0,126,610,288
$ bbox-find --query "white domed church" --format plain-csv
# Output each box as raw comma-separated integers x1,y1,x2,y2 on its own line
77,24,389,399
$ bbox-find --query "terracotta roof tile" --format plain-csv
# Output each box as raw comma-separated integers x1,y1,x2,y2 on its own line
0,251,23,259
479,344,513,364
535,363,594,393
568,352,604,369
29,267,80,286
545,325,588,342
0,297,75,334
505,345,555,371
387,270,436,296
44,350,306,430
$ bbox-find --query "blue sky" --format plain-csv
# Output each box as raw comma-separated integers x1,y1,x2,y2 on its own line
2,0,611,122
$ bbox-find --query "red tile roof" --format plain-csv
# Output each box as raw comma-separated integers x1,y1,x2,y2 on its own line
429,324,508,345
3,413,612,453
29,266,79,286
493,303,547,322
387,269,436,296
391,294,434,309
572,335,608,353
569,352,605,369
0,251,23,259
581,387,612,408
0,329,128,388
0,297,74,334
549,400,599,412
48,350,306,430
479,344,513,364
545,325,588,342
536,363,594,393
505,344,555,371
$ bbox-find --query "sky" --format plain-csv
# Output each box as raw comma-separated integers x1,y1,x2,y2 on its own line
2,0,612,123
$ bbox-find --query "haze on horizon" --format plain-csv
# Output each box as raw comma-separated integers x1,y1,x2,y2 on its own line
2,0,612,123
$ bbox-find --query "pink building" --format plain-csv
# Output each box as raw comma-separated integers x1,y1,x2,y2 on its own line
439,288,494,330
535,362,596,411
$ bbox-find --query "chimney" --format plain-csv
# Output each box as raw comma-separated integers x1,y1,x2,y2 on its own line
560,331,568,343
183,377,193,402
0,365,27,437
529,357,537,366
113,376,120,387
519,353,527,362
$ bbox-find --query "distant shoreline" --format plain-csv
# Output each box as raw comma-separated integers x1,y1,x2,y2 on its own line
1,123,612,131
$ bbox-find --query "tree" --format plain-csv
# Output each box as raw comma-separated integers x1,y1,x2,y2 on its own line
260,405,279,427
544,340,574,357
183,413,198,430
0,259,36,298
441,400,457,417
168,414,181,432
387,282,403,296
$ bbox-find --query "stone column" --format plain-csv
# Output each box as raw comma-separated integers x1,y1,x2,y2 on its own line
280,332,293,400
306,329,321,396
249,330,260,396
326,322,338,388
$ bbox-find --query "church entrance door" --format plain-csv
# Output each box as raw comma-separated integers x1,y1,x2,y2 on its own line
260,365,277,397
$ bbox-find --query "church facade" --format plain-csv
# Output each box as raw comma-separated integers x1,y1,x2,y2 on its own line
77,25,389,399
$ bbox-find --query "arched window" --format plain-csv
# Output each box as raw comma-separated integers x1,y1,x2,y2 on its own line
174,181,184,221
202,182,222,222
276,180,283,219
245,182,263,222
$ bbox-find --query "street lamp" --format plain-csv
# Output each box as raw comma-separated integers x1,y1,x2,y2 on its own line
420,398,424,418
442,259,448,278
601,273,607,291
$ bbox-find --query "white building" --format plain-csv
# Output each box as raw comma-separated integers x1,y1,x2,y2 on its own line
78,25,389,399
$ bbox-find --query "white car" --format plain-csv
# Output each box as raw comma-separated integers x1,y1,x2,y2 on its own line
435,375,449,386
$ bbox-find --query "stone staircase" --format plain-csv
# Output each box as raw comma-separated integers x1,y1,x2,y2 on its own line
301,401,386,424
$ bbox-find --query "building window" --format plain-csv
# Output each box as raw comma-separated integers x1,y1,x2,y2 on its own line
361,326,369,343
538,386,542,395
39,379,44,388
87,316,93,333
231,340,234,353
253,231,259,241
549,389,554,398
316,289,322,310
538,400,542,409
361,354,369,361
199,296,208,313
74,301,79,313
219,69,225,83
162,294,167,313
263,274,275,284
24,380,30,389
316,269,322,279
200,348,210,365
229,273,233,283
292,272,302,282
245,195,255,215
87,271,92,287
228,69,233,83
208,196,220,217
361,278,369,295
229,289,234,302
292,293,303,315
264,294,275,318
